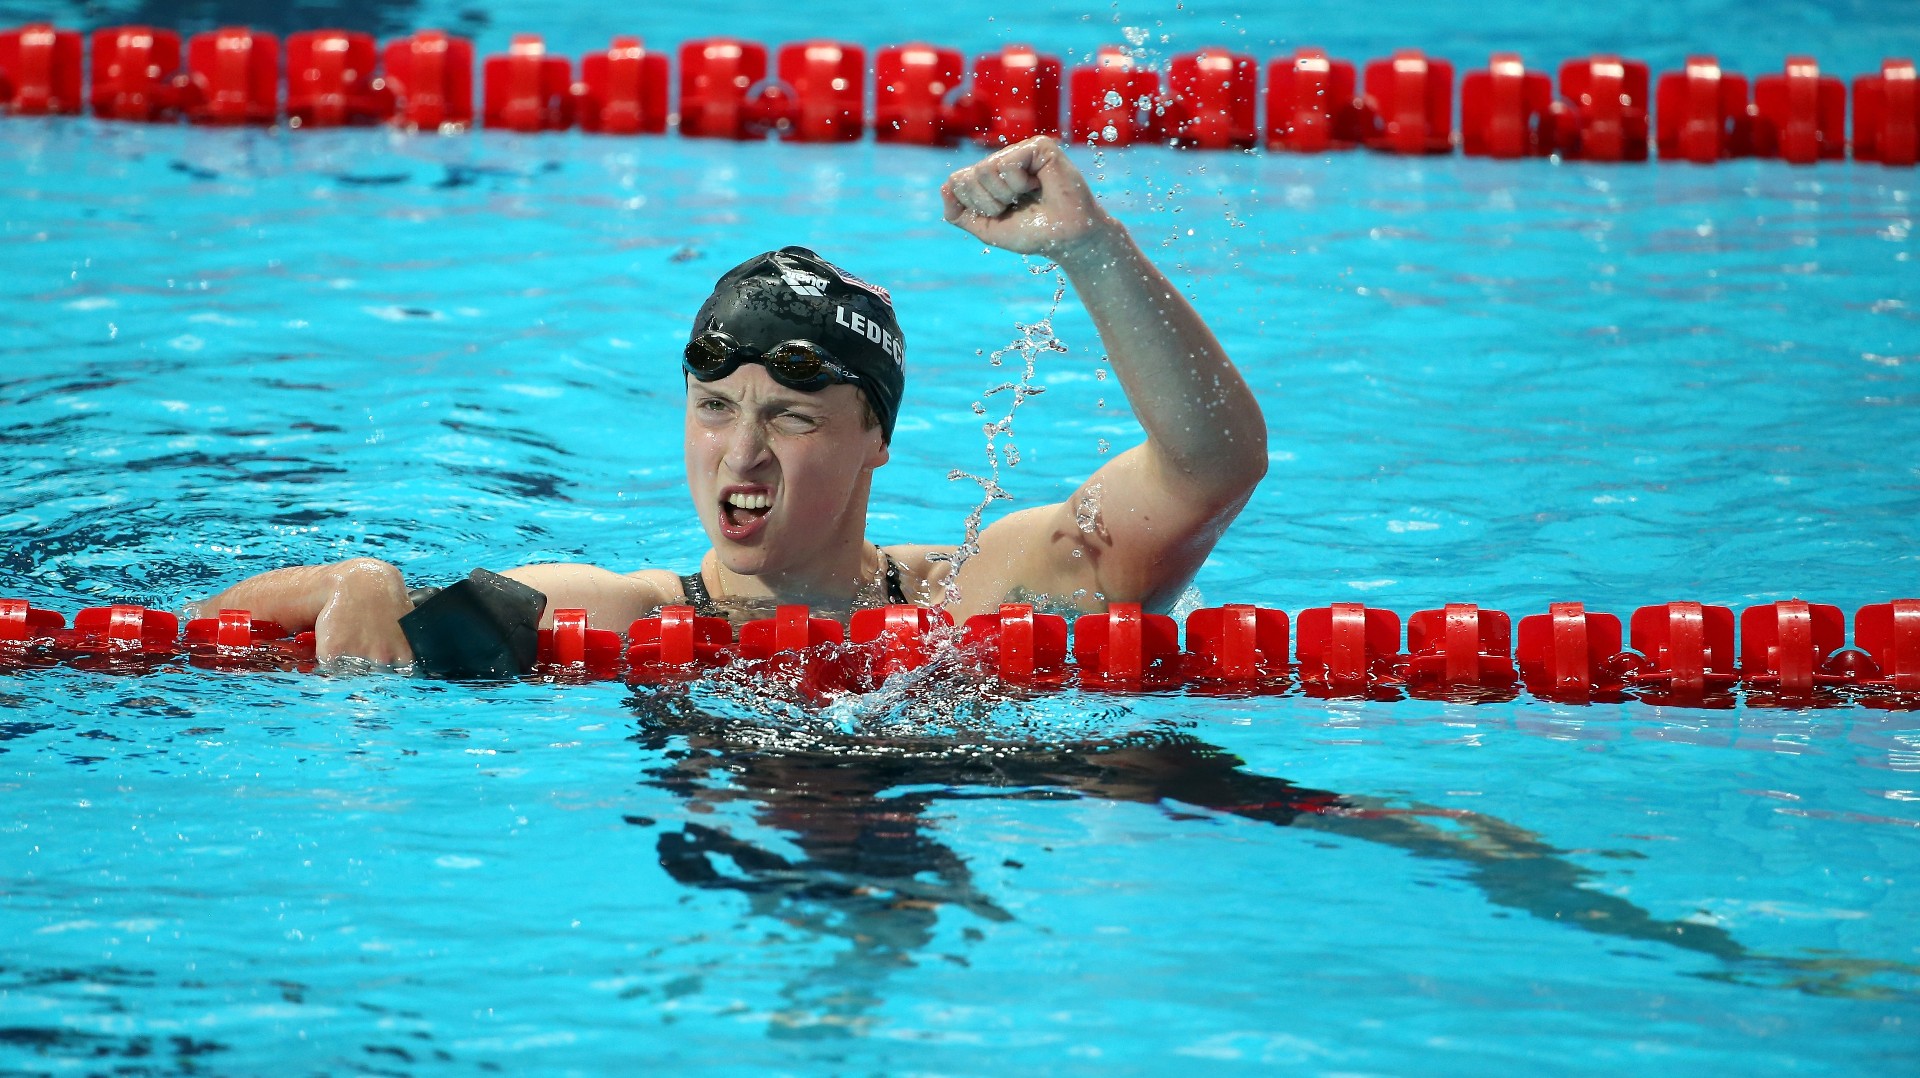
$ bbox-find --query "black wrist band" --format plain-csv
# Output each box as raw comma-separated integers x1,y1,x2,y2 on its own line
397,569,546,679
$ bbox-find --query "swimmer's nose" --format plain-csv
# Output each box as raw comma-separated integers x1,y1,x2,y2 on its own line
722,418,773,474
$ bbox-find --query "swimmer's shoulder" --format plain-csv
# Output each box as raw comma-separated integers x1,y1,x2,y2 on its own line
622,568,691,604
623,567,684,591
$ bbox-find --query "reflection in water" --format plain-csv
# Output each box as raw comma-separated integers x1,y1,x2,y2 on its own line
623,679,1905,1038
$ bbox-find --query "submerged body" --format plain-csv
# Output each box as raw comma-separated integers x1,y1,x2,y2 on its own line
197,137,1268,661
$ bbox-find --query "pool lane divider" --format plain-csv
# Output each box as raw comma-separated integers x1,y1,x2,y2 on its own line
0,23,1913,165
4,594,1918,709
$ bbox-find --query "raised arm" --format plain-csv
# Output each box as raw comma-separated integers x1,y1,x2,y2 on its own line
938,137,1267,614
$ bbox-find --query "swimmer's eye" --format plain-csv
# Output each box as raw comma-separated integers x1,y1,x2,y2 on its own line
693,396,734,418
771,410,821,434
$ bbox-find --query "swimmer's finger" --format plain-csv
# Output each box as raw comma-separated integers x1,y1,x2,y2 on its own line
950,172,1006,218
975,167,1019,207
940,181,967,223
942,178,998,236
995,157,1042,201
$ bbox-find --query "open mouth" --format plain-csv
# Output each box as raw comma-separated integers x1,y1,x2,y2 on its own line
718,486,773,541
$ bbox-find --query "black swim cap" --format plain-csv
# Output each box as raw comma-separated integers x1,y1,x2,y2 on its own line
690,247,906,441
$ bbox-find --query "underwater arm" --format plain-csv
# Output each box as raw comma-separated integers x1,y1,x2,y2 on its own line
942,137,1267,610
192,558,414,664
990,737,1745,962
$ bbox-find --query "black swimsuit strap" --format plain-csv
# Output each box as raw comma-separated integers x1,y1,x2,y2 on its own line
677,571,726,619
677,554,910,616
883,554,910,606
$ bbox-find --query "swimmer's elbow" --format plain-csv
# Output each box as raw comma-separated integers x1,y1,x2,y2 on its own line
1165,437,1267,505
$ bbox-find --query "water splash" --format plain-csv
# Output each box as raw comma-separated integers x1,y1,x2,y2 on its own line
627,637,1153,754
927,260,1069,608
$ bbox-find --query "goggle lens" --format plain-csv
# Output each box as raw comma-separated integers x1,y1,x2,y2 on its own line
683,333,853,393
762,342,831,386
683,335,734,377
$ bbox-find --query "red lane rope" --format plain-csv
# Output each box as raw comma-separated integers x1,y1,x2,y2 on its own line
0,23,1913,164
4,595,1917,707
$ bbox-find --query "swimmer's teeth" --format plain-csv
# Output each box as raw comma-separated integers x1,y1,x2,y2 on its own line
727,492,772,510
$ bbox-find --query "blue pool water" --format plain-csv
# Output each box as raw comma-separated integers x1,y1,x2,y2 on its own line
4,1,1920,1074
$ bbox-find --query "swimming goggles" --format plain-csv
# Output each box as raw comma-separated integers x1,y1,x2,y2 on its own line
683,330,862,392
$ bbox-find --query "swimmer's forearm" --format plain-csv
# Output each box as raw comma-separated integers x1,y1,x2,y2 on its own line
195,561,375,628
192,559,414,664
1057,223,1267,494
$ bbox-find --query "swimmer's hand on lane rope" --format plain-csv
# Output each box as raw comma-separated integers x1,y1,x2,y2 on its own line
942,136,1118,258
314,559,416,666
285,562,544,676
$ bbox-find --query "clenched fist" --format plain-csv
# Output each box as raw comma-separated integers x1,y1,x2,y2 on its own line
942,136,1119,260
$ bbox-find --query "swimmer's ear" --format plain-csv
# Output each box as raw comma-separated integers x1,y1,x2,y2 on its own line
867,434,890,471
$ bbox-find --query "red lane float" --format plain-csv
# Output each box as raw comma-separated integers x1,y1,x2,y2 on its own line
1405,603,1517,693
960,603,1070,686
875,42,966,146
182,609,316,670
2,23,1913,166
182,26,277,125
1854,58,1917,166
89,26,182,121
1073,602,1181,688
850,603,953,685
737,603,843,689
0,598,63,641
285,30,389,128
1555,56,1650,161
1854,600,1920,692
1163,48,1258,150
1516,602,1627,701
5,594,1919,707
1738,599,1846,696
1461,53,1553,158
1627,601,1738,703
966,44,1062,146
577,36,669,135
0,22,82,114
625,605,732,682
1266,48,1363,153
1296,602,1403,696
1752,56,1845,164
1363,49,1453,154
535,607,623,677
765,40,865,142
483,33,572,132
1070,45,1160,147
56,605,181,657
1656,55,1751,163
1184,603,1289,684
182,608,286,649
383,29,473,131
678,36,766,139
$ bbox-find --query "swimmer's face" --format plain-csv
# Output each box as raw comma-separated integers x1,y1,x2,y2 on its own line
685,364,889,577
